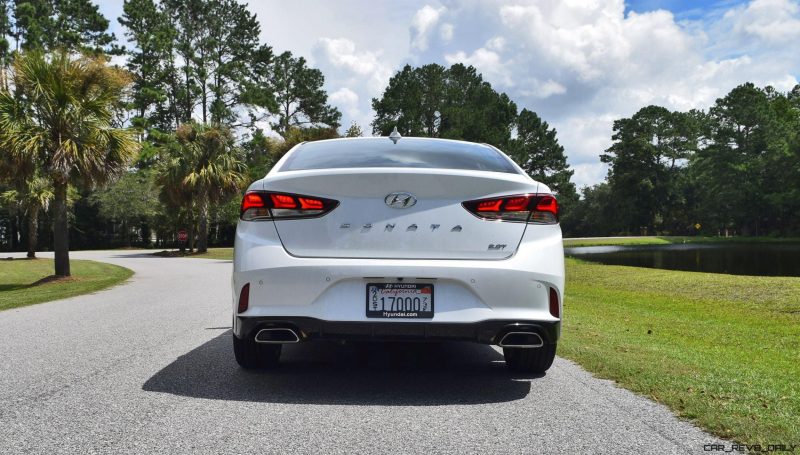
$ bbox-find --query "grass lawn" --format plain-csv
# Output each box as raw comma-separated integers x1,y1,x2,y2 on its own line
563,236,800,247
0,258,133,311
193,248,234,260
560,258,800,444
153,248,233,260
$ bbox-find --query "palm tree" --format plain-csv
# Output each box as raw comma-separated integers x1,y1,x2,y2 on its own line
157,139,198,251
1,175,54,258
0,51,138,276
157,123,245,253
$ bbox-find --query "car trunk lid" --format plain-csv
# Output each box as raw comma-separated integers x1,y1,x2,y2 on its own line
263,168,538,260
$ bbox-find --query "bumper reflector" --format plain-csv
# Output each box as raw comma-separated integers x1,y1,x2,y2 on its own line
238,283,250,313
549,287,560,318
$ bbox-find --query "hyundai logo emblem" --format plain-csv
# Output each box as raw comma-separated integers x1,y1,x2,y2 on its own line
385,192,417,209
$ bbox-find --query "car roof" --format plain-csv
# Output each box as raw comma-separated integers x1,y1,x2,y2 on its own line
296,136,496,150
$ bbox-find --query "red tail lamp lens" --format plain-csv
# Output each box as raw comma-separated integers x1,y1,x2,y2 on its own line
477,199,503,211
503,197,530,211
536,195,558,216
463,194,559,223
549,287,560,318
270,193,297,209
240,191,339,220
241,193,265,211
238,283,250,313
299,197,324,210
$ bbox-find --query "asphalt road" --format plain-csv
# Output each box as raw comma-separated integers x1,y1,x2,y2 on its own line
0,250,725,454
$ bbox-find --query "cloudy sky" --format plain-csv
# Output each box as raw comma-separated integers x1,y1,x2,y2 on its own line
99,0,800,188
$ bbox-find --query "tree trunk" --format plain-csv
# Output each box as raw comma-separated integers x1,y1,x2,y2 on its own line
188,218,195,253
124,219,131,247
183,46,192,122
197,193,209,253
9,211,18,251
52,181,70,276
214,219,220,245
201,80,208,124
27,206,39,258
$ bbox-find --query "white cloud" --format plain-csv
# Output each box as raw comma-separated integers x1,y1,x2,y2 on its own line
246,0,418,136
573,163,609,190
418,0,799,185
314,37,393,94
330,88,360,111
411,5,446,51
239,0,799,186
445,45,513,86
439,23,454,42
485,36,505,52
329,87,366,133
520,80,567,99
312,37,396,136
727,0,800,43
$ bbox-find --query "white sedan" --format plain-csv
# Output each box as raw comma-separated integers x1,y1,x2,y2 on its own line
232,134,564,373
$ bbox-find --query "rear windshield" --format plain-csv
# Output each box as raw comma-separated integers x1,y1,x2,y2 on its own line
279,138,521,174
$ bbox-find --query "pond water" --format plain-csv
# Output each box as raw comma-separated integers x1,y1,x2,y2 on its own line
565,243,800,277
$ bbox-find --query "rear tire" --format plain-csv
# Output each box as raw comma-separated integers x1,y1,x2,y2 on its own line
233,333,282,369
503,343,556,373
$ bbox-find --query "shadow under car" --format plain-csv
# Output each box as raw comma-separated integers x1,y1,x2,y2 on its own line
143,331,543,406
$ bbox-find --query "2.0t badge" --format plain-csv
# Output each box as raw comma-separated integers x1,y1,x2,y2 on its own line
385,192,417,208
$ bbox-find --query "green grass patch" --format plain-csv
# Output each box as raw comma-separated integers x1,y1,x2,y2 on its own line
564,236,677,247
191,248,233,260
563,236,800,247
0,258,133,311
153,248,233,260
560,258,800,444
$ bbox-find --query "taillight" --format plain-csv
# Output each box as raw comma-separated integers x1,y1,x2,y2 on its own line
240,191,339,221
462,194,559,224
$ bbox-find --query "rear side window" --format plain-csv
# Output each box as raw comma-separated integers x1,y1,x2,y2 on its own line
280,138,521,174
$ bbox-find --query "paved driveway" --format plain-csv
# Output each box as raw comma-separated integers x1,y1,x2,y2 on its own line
0,250,724,454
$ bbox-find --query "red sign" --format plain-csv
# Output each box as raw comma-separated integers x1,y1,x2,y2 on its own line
177,229,188,242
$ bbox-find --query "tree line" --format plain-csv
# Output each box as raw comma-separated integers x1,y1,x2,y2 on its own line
1,0,798,278
571,84,800,237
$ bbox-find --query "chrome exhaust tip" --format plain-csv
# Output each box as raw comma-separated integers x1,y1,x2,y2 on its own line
254,328,301,344
498,331,544,348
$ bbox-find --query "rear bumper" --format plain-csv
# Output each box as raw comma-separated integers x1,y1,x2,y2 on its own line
234,219,565,344
234,222,565,325
234,316,560,345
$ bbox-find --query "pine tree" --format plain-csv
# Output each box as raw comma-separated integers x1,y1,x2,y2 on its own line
119,0,175,131
344,122,363,137
371,64,444,137
13,0,54,51
161,0,202,124
371,63,516,148
125,0,277,129
13,0,115,53
52,0,116,53
270,51,341,136
202,0,274,124
0,0,10,88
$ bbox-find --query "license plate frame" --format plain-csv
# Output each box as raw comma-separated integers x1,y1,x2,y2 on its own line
365,283,434,319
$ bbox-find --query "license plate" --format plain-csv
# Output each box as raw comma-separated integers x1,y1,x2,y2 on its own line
366,283,434,318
